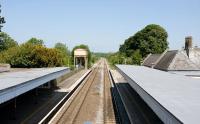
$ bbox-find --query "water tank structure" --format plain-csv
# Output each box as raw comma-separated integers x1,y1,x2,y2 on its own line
74,48,88,69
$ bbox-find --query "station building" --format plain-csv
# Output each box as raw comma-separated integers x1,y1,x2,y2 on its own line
142,36,200,78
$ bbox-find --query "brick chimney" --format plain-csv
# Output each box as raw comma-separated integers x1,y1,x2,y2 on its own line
185,36,192,58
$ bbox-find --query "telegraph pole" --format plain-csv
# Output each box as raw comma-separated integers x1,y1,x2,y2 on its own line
0,4,5,32
0,4,6,43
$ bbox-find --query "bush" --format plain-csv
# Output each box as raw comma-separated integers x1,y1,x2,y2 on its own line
54,42,70,66
0,43,64,68
0,32,18,52
26,37,44,46
131,49,142,65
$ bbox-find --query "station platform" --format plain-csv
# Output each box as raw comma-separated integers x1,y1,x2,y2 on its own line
116,65,200,124
0,67,69,104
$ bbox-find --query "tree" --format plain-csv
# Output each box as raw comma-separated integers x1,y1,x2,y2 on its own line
54,42,70,66
131,49,142,65
0,32,18,52
0,43,64,68
107,52,126,65
54,42,69,55
26,37,44,46
119,24,168,58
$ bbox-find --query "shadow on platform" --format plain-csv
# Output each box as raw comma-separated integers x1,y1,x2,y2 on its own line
0,88,68,124
111,82,163,124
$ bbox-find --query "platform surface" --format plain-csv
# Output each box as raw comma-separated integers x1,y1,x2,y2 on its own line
116,65,200,124
0,67,69,104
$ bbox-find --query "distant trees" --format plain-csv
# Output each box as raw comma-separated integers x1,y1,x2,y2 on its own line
0,33,98,69
55,42,69,55
91,52,107,63
26,37,44,46
0,35,67,68
54,42,70,66
107,52,133,65
109,24,168,65
0,43,63,68
0,31,100,69
0,32,98,69
120,24,168,58
108,24,168,65
0,32,18,52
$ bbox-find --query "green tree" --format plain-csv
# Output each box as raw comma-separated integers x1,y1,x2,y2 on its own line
0,43,64,68
0,46,19,63
107,52,125,65
26,37,44,46
55,42,69,55
0,32,18,52
54,42,70,66
119,24,168,58
131,49,142,65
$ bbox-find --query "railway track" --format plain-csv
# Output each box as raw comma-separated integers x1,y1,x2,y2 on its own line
48,59,117,124
103,61,117,124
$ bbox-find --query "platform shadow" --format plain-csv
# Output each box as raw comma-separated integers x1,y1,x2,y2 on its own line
111,82,163,124
0,88,68,124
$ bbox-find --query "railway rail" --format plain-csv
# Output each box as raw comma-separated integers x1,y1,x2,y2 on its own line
41,59,118,124
49,61,100,124
103,61,117,124
38,70,92,124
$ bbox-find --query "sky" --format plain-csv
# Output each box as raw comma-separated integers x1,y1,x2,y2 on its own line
1,0,200,52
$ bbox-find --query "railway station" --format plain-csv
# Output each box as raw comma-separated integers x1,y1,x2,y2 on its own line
1,59,200,124
1,1,200,124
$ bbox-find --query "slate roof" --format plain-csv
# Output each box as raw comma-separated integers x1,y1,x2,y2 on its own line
142,54,161,67
154,50,178,70
167,50,200,70
143,48,200,71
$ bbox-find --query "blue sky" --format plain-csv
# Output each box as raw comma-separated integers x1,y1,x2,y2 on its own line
1,0,200,52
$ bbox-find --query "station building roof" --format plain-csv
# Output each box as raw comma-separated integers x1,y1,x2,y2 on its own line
0,67,69,104
143,48,200,71
116,65,200,124
142,53,161,67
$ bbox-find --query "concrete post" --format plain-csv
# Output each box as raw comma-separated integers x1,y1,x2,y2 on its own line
76,57,78,69
85,57,88,69
74,57,76,69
